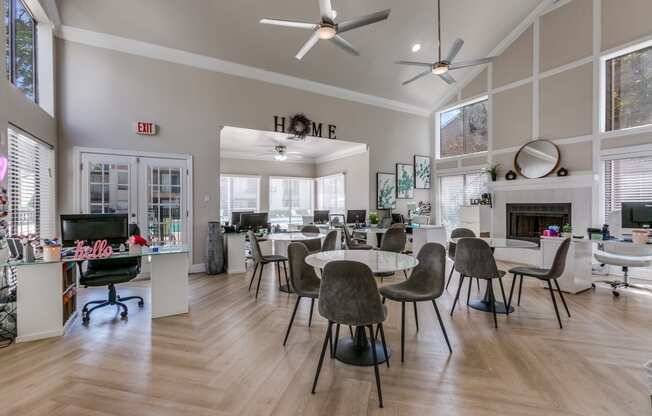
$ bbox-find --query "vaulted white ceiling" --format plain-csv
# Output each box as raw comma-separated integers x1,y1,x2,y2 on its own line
57,0,542,112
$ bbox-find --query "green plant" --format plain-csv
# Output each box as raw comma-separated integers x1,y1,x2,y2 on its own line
369,212,380,225
486,164,500,181
562,223,572,234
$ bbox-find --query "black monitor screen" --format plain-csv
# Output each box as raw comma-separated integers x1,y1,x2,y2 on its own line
314,210,329,224
231,210,254,226
241,212,268,229
346,210,366,224
61,214,129,247
622,202,652,228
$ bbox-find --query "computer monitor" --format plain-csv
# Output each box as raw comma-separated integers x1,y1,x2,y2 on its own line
240,212,269,229
392,213,405,224
346,210,366,224
231,210,254,226
621,202,652,231
60,214,129,247
314,210,330,224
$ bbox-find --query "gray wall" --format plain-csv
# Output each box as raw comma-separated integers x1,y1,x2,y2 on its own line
315,151,370,212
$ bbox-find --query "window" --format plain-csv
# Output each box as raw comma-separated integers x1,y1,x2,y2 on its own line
438,98,488,158
219,175,260,223
7,128,55,239
4,0,37,102
604,155,652,220
316,173,345,215
269,177,313,227
438,172,487,234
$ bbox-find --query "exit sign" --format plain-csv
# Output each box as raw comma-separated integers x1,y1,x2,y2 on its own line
135,121,157,136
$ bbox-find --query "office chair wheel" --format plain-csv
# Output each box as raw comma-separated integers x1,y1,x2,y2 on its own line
82,313,90,325
612,290,620,297
591,283,596,289
120,311,128,318
138,300,144,308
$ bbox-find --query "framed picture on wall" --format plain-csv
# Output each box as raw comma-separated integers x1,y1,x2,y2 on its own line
414,155,431,189
396,163,414,199
376,172,396,209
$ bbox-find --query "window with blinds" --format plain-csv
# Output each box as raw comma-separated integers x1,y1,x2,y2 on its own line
604,155,652,220
7,128,55,239
269,177,313,227
438,172,487,234
316,173,345,215
219,175,260,224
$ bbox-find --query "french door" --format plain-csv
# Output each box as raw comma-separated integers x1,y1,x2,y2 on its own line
79,152,190,248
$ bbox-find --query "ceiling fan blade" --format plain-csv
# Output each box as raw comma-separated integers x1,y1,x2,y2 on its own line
445,38,464,63
439,72,456,84
295,31,320,60
337,9,391,33
319,0,334,22
449,57,494,70
259,19,317,30
331,35,360,56
395,60,434,68
402,69,432,86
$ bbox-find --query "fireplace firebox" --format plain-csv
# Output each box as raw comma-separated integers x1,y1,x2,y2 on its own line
506,203,571,244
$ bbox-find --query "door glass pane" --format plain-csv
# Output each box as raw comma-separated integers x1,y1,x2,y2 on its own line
147,166,183,244
87,162,130,214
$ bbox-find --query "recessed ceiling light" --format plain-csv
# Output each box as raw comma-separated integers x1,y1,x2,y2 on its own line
412,43,421,53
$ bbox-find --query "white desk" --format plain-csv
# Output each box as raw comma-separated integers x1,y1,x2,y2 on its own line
267,232,325,257
11,246,189,343
224,232,272,274
540,237,593,294
356,225,447,254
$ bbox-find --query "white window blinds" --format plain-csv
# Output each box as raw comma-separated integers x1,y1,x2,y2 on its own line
7,128,55,239
438,172,487,234
604,155,652,220
316,173,345,215
269,177,313,227
219,175,260,223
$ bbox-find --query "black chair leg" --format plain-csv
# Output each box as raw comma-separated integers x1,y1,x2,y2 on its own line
476,278,480,293
498,278,508,315
401,302,406,363
554,279,571,318
507,273,517,310
248,262,259,292
547,280,563,329
445,265,455,290
466,276,473,306
283,296,301,346
489,283,498,329
403,270,409,279
450,275,465,316
282,261,289,284
348,326,354,338
432,300,452,353
275,262,281,287
254,263,265,299
367,325,383,408
311,321,332,394
378,323,390,368
517,275,524,306
332,324,340,358
308,298,315,328
413,302,419,333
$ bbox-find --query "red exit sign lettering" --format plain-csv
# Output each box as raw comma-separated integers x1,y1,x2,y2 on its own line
135,121,157,136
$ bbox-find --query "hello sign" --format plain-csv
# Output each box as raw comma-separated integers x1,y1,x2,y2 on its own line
73,240,114,260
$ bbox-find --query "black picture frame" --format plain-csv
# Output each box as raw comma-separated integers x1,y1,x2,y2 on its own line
376,172,396,209
396,163,414,199
413,155,432,189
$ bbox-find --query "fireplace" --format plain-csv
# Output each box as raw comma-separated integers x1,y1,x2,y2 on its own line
506,203,571,244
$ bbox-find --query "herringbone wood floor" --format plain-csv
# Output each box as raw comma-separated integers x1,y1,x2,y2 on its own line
1,264,651,416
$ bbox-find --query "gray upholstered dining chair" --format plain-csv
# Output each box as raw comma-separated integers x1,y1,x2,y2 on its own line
299,225,322,252
374,225,407,281
320,230,338,252
312,260,388,408
446,228,480,292
378,243,452,362
283,243,322,346
507,238,572,329
247,230,289,299
450,238,508,328
343,225,372,250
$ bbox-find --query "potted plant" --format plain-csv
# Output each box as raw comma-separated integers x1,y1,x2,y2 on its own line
486,164,500,182
561,223,572,238
369,212,380,227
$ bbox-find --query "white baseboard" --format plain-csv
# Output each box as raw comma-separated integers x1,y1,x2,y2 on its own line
190,263,207,274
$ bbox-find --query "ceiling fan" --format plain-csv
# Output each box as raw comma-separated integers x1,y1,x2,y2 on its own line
268,145,301,161
396,0,494,85
259,0,391,60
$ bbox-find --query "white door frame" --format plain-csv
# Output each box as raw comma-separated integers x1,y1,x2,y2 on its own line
72,146,194,259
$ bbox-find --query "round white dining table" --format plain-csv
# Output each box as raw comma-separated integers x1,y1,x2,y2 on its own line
304,249,418,367
449,237,538,314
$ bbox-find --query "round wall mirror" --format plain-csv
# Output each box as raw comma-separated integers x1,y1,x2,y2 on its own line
514,139,560,179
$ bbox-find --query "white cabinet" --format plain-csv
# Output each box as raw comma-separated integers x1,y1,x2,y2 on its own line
459,206,492,236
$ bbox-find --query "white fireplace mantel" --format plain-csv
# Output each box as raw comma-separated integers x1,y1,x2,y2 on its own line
487,171,597,192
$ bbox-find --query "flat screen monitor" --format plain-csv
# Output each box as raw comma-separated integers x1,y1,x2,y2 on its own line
622,202,652,230
60,214,129,247
392,213,405,224
241,212,268,229
231,210,254,226
346,210,366,224
314,210,330,224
